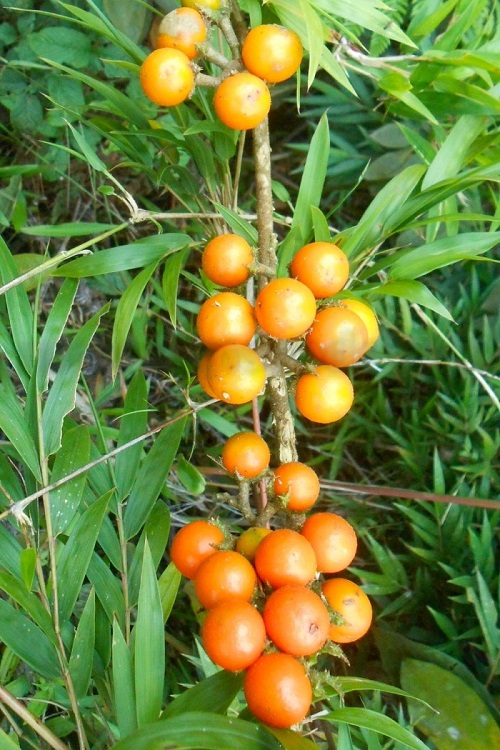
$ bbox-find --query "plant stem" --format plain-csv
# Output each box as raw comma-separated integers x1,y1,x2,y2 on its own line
0,685,70,750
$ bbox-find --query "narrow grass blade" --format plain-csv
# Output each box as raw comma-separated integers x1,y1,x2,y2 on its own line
115,369,149,501
49,425,90,535
36,277,78,392
87,552,126,630
128,502,171,607
0,365,41,482
0,600,59,680
0,570,57,645
158,562,182,624
161,671,243,719
0,237,34,376
69,588,95,699
326,708,430,750
112,618,137,739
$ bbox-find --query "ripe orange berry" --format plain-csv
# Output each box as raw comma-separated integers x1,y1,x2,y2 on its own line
214,72,271,131
301,512,357,574
244,653,312,728
207,344,266,404
263,585,330,657
295,365,354,424
340,298,380,349
273,462,320,512
255,278,316,340
197,351,217,398
156,7,207,60
201,234,254,287
235,527,272,562
322,578,373,644
305,306,369,368
140,48,194,107
170,520,224,579
194,550,257,609
291,242,349,299
202,600,266,671
196,292,256,350
254,528,317,588
222,431,270,479
241,25,303,84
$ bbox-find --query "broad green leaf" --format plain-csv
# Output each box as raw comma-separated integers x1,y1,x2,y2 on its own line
69,588,95,698
326,708,429,750
49,425,90,535
112,263,158,380
112,712,281,750
0,727,21,749
36,278,78,392
162,248,189,328
0,319,29,391
0,379,41,482
278,113,330,273
387,232,499,280
87,552,126,630
115,370,149,501
124,416,187,540
158,562,182,624
0,570,56,645
112,618,137,739
128,502,171,606
422,115,489,190
175,454,206,495
0,600,59,680
0,527,23,580
401,659,500,750
103,0,152,44
0,237,34,375
56,491,111,623
22,222,118,237
42,304,108,456
29,26,91,68
370,280,454,320
134,541,165,727
162,671,244,719
266,728,318,750
211,203,259,245
53,234,191,278
19,548,36,591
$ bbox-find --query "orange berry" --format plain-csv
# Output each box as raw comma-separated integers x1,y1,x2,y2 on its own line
295,365,354,424
156,7,207,60
291,242,349,299
263,585,330,656
214,72,271,131
254,528,317,588
222,431,270,479
305,306,369,368
255,278,316,340
170,520,224,579
140,48,194,107
273,462,320,512
242,25,303,84
201,234,254,287
322,578,373,643
196,292,256,350
244,653,312,728
207,344,266,404
202,600,266,671
301,512,357,574
194,550,257,609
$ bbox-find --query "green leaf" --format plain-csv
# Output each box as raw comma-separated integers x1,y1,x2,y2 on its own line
175,454,206,496
387,232,499,280
326,708,430,750
115,370,149,501
0,727,21,749
103,0,152,44
0,600,59,680
112,712,281,750
370,280,454,320
87,553,126,630
266,728,318,750
56,491,112,623
134,540,165,727
128,502,171,606
124,416,187,540
29,27,91,67
112,618,137,739
36,278,79,392
211,203,259,245
0,236,34,376
22,222,118,237
112,263,158,380
0,570,57,645
401,659,500,750
49,425,90,535
162,248,189,328
422,115,489,190
278,113,330,273
69,588,95,699
42,304,108,456
19,548,36,591
0,373,41,482
158,562,182,624
53,234,191,278
162,671,244,719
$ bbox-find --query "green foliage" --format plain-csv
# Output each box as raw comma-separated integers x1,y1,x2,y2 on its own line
0,0,498,748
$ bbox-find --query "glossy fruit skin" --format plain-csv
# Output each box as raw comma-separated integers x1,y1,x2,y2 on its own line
322,578,373,643
235,527,272,562
157,7,207,60
196,292,256,350
340,298,379,349
273,462,320,512
170,520,224,579
140,48,194,107
207,344,266,404
291,242,349,299
305,306,369,368
202,599,266,671
255,278,317,340
301,512,357,574
263,585,330,656
202,234,254,287
244,652,312,728
295,365,354,424
242,24,303,84
194,550,257,609
222,431,270,479
182,0,220,9
254,528,317,588
214,72,271,131
197,351,217,397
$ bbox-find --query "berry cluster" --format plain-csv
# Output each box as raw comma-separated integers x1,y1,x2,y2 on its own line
170,497,372,728
140,1,303,131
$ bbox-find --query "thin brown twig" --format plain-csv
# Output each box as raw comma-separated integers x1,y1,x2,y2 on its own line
0,686,69,750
